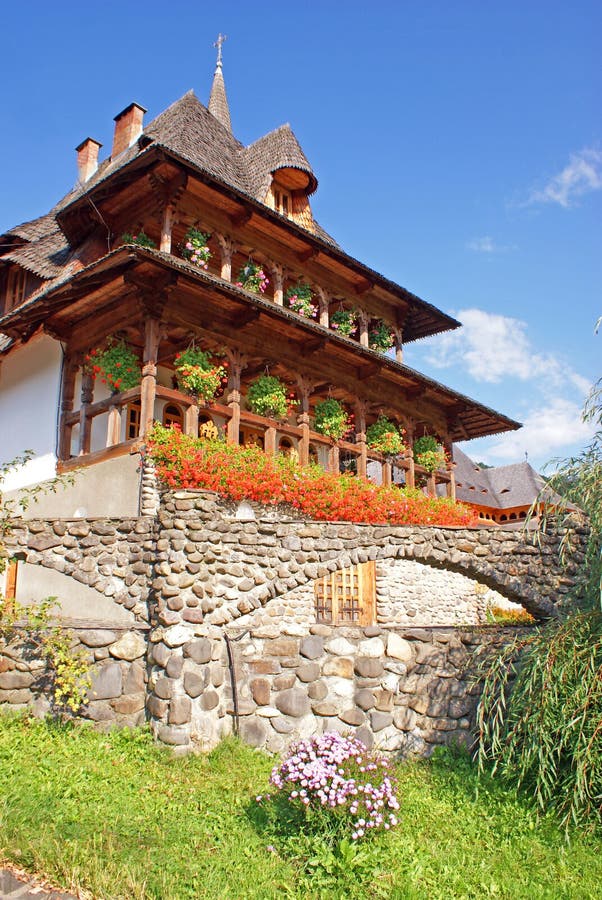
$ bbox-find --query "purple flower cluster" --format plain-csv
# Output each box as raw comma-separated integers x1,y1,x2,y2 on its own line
269,732,399,840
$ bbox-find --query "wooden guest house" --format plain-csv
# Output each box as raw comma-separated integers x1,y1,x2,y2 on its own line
0,42,519,515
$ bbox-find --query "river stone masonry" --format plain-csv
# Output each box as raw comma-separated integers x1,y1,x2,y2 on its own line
2,487,585,750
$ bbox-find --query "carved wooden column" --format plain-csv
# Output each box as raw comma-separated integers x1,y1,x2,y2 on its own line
428,472,437,498
106,403,122,447
328,444,340,475
159,204,176,253
383,460,392,487
216,234,236,282
78,371,94,455
139,317,162,437
185,404,199,437
354,400,368,479
317,288,330,327
394,327,403,364
264,425,277,456
443,439,456,500
405,422,416,489
358,310,369,348
296,376,313,466
226,349,246,445
58,352,79,460
270,262,284,305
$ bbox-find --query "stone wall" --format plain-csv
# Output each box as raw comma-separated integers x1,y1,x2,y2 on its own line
0,625,148,726
2,487,583,752
146,618,525,753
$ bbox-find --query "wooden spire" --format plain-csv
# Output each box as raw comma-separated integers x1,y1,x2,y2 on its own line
208,33,233,133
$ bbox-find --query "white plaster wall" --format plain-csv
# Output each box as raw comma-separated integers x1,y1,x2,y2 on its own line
0,335,62,491
13,562,134,626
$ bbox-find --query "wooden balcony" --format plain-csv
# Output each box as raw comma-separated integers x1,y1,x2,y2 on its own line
58,383,454,499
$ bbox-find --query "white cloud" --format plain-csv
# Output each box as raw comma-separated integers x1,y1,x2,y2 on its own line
426,308,591,394
528,147,602,208
466,236,515,253
471,397,596,465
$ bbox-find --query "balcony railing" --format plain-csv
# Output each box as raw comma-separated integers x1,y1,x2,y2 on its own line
59,384,452,498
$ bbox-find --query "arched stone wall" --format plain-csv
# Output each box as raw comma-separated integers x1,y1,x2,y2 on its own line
2,488,585,750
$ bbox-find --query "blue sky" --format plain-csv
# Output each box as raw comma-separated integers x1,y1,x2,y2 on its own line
1,1,599,471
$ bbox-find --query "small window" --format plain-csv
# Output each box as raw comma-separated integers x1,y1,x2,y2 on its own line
162,403,184,429
279,437,294,457
6,267,27,311
274,188,292,218
240,427,264,449
314,561,376,626
126,401,141,439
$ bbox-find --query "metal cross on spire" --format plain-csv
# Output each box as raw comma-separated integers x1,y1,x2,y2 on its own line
214,33,227,67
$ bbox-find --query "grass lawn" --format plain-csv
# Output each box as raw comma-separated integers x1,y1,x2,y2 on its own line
0,713,599,899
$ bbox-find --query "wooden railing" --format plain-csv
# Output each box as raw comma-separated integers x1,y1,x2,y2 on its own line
60,384,453,497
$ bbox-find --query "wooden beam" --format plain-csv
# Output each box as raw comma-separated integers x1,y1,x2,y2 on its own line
229,208,253,228
302,336,327,355
231,307,260,329
354,278,373,295
297,247,319,263
357,362,382,381
124,269,178,295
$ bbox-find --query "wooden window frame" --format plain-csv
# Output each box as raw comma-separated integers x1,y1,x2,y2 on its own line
314,560,376,626
126,401,141,440
5,266,27,312
3,559,18,612
162,402,184,429
274,187,292,218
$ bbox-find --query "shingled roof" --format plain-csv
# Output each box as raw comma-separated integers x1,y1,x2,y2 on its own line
452,445,557,510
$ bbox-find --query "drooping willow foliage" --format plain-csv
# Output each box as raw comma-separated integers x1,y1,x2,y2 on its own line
477,377,602,832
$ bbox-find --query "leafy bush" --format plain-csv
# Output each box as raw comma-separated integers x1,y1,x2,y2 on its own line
368,320,394,352
366,416,406,458
477,377,602,831
284,282,317,318
174,346,226,403
86,338,141,393
413,435,446,473
330,308,358,336
314,398,352,441
236,260,269,293
247,374,293,420
121,230,156,248
181,227,211,268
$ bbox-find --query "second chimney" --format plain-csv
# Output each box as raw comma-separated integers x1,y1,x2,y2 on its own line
112,102,146,159
76,137,102,183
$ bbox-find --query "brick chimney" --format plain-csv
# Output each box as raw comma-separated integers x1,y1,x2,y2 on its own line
111,102,146,159
75,137,102,183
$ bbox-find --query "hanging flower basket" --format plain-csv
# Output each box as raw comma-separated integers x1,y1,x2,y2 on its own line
413,435,446,473
174,347,227,404
86,338,141,394
284,282,317,318
121,231,156,249
366,416,406,458
330,308,358,337
247,375,294,420
314,398,352,442
236,260,269,294
181,227,211,269
368,320,395,353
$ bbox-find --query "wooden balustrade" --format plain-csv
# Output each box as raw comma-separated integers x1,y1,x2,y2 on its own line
60,384,451,497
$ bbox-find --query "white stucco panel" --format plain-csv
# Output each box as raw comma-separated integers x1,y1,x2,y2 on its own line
0,335,62,491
